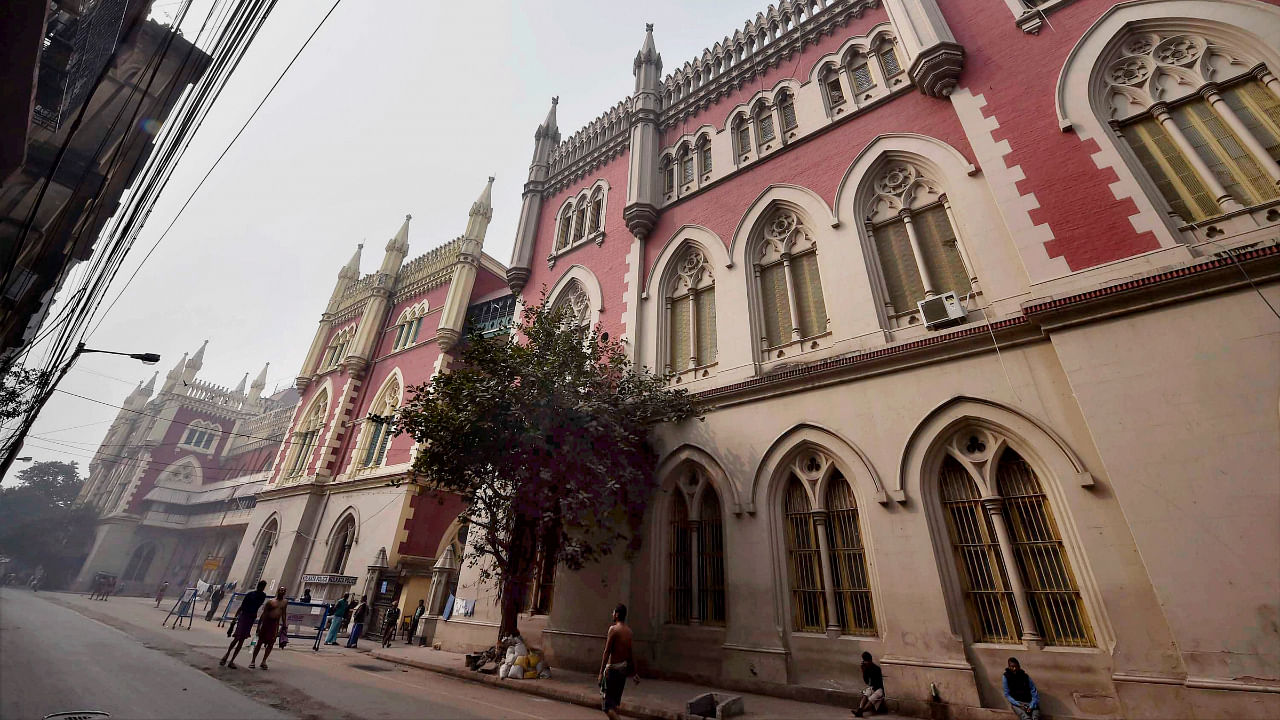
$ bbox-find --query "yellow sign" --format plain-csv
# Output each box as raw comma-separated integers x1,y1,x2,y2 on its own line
202,557,223,571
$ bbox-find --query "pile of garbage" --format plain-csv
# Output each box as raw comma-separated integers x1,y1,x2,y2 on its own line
499,632,551,680
464,631,551,680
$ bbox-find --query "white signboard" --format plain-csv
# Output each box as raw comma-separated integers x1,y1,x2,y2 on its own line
301,573,358,585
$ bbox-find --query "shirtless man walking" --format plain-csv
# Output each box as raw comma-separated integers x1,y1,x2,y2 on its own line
598,603,638,720
250,586,288,669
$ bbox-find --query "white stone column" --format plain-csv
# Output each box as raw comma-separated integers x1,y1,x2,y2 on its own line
686,294,698,369
688,520,702,625
982,497,1041,645
1200,84,1280,184
781,255,803,341
1150,102,1242,211
899,210,939,298
941,196,979,287
1255,66,1280,101
812,512,841,635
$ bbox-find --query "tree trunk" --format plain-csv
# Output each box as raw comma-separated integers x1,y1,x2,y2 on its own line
497,512,536,644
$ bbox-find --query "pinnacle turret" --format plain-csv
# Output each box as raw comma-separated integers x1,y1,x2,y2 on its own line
536,96,559,141
162,352,187,394
633,23,662,91
182,340,207,384
465,176,495,241
341,244,363,280
380,216,411,276
251,362,269,395
233,372,248,395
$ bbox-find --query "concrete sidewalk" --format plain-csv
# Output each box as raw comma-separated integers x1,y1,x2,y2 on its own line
370,643,905,720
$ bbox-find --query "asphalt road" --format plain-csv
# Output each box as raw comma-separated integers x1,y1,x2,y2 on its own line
1,589,602,720
0,586,284,720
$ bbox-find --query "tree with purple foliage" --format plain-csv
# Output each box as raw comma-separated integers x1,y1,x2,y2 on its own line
395,292,700,643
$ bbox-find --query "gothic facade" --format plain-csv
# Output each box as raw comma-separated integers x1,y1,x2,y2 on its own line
435,1,1280,718
73,344,297,593
224,178,511,640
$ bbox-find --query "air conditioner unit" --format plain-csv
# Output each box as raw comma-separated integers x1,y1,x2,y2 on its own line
918,291,967,329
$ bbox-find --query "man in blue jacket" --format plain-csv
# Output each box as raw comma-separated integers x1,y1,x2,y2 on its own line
1002,657,1041,720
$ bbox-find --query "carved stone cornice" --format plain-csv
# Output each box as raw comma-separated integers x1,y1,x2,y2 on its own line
437,327,460,353
909,41,964,98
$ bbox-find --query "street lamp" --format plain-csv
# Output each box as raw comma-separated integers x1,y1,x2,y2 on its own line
0,342,160,479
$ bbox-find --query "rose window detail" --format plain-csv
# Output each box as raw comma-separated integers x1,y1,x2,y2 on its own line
874,163,917,195
1107,56,1151,86
1154,35,1203,66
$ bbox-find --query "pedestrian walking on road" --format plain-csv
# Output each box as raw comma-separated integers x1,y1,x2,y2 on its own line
102,578,117,601
324,594,349,645
206,585,225,621
598,603,638,720
1003,657,1041,720
250,586,288,669
381,604,401,648
154,581,169,607
852,651,885,717
409,599,425,645
345,595,368,648
220,580,268,669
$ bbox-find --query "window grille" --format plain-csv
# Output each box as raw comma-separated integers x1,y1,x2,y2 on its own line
781,96,798,131
700,142,713,174
852,64,874,93
668,494,693,623
557,209,573,250
1122,118,1216,221
1222,80,1280,163
825,77,845,106
590,194,604,232
574,204,589,241
698,489,726,625
759,262,792,348
790,252,827,339
663,161,675,193
360,419,391,467
880,48,902,77
464,295,517,338
758,113,776,143
736,121,752,155
939,457,1021,643
825,478,876,635
997,451,1094,647
290,429,319,476
249,523,276,585
681,153,695,184
1174,100,1275,205
784,478,826,632
327,518,356,573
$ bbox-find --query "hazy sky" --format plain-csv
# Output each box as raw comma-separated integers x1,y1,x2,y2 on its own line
6,0,770,483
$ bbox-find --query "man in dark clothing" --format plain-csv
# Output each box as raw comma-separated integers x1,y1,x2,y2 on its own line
852,651,885,717
598,603,637,720
301,589,312,604
345,596,368,648
220,581,268,668
381,604,401,648
409,599,426,644
206,586,225,621
1002,657,1041,720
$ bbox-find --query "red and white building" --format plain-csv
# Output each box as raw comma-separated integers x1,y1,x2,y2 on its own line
430,1,1277,718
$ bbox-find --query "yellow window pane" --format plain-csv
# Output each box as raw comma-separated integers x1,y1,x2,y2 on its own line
940,457,1021,643
760,262,792,348
1223,79,1280,163
915,205,972,297
875,219,925,313
783,478,824,632
1175,100,1275,205
790,252,827,339
669,298,691,372
695,287,717,366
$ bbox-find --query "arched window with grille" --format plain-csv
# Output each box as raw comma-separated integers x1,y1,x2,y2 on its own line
754,100,776,145
679,143,695,187
248,518,277,586
549,277,594,337
392,302,427,352
664,245,717,378
825,477,874,635
1100,31,1280,223
936,432,1093,647
697,134,713,176
778,89,798,133
733,114,752,159
589,188,604,234
321,326,354,371
784,477,825,632
286,390,328,479
325,515,357,574
666,468,727,626
355,374,400,470
752,207,828,356
556,204,574,251
662,154,675,196
124,543,157,582
862,160,974,319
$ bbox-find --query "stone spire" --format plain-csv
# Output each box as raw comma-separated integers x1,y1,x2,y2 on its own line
233,372,248,395
182,339,207,384
162,352,187,394
439,176,495,352
126,371,157,411
507,97,561,294
625,24,663,240
380,215,412,276
141,370,157,395
251,362,269,395
329,243,363,308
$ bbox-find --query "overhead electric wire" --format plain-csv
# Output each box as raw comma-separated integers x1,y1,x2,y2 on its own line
90,0,345,337
53,387,297,446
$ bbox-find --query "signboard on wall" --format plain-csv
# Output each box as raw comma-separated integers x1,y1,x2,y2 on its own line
301,574,358,585
202,557,223,572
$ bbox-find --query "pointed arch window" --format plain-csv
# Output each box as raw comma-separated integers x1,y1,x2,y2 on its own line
550,279,592,335
356,376,400,470
754,209,827,353
287,391,328,479
181,422,220,452
124,542,157,582
821,63,846,110
733,114,752,158
325,515,357,574
573,201,588,242
877,41,902,79
664,246,716,377
666,468,726,626
755,101,776,144
679,144,695,186
1102,32,1280,222
863,161,973,317
589,188,604,234
662,155,675,195
556,205,574,251
782,450,877,635
937,432,1093,647
778,90,798,132
698,135,713,176
249,519,277,586
393,303,427,352
321,327,354,371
